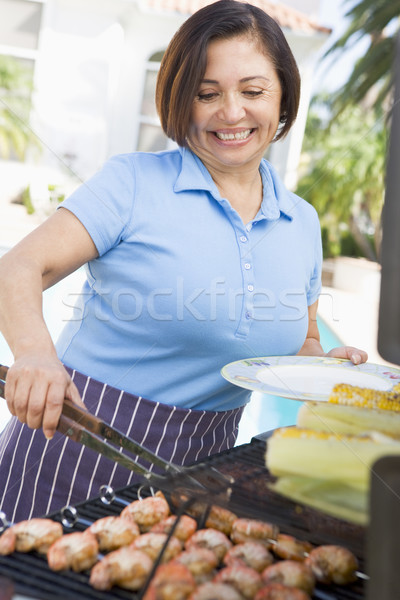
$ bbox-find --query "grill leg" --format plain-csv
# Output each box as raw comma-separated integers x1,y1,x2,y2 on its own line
367,455,400,599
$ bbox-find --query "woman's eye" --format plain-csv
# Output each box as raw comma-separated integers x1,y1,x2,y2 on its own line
197,92,218,101
243,90,264,97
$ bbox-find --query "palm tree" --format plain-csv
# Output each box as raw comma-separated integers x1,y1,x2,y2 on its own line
0,55,39,159
324,0,400,116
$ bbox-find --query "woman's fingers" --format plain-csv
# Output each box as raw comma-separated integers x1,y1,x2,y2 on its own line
4,359,84,439
4,366,33,422
326,346,368,364
41,379,86,440
66,379,87,410
41,378,69,440
24,379,49,430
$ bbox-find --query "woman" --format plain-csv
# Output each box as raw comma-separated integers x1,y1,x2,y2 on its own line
0,0,367,521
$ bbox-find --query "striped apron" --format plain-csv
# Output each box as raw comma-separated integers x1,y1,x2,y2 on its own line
0,368,244,523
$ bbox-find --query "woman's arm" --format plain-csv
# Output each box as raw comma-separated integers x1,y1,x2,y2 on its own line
0,207,98,439
297,300,368,364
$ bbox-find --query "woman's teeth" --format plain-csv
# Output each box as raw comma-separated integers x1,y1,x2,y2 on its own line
215,129,252,141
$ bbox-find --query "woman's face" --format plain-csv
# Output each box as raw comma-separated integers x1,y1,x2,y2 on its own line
188,35,282,173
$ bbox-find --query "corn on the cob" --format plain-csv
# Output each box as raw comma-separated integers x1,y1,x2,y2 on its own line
329,382,400,412
297,401,400,439
267,385,400,524
265,427,400,493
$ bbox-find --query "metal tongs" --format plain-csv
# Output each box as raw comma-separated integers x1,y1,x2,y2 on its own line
0,364,234,501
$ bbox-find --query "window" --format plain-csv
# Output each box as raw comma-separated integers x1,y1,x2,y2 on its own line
136,50,176,153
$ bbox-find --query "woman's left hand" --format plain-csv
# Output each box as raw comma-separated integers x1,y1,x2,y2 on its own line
300,302,368,365
325,346,368,365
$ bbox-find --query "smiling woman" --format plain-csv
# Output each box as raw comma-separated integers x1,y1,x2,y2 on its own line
0,0,366,522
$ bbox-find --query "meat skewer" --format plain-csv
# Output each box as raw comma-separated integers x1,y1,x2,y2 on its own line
60,504,141,551
0,510,101,573
230,518,368,583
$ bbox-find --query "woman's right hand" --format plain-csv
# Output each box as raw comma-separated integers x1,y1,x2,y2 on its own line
4,355,85,440
0,208,99,440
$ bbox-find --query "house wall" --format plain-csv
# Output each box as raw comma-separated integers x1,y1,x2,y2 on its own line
108,4,185,157
27,0,328,187
32,0,126,180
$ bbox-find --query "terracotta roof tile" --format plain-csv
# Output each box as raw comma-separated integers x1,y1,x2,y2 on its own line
144,0,331,34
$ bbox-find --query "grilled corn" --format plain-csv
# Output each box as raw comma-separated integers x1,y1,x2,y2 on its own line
330,382,400,412
297,382,400,438
266,383,400,524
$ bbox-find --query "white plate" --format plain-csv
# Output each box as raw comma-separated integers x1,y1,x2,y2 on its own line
221,356,400,401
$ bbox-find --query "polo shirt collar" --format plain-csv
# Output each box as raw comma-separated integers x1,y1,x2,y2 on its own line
175,146,294,221
259,160,295,221
174,146,217,194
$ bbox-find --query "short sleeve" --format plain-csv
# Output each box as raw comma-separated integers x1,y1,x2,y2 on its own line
59,154,136,256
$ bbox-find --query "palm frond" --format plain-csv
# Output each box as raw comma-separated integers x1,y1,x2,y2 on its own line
331,36,395,115
320,0,400,118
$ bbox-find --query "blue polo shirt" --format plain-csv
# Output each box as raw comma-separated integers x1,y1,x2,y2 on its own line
56,147,322,411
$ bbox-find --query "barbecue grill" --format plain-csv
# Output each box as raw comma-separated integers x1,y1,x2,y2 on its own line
0,436,367,600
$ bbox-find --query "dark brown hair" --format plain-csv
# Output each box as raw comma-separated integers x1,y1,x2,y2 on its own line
156,0,301,146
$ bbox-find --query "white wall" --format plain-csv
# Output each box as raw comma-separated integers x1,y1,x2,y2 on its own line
108,4,185,157
32,0,126,180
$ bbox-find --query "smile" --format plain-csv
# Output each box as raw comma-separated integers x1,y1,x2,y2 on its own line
214,129,253,141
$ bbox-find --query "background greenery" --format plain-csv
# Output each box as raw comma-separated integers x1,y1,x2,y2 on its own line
296,96,386,261
0,55,39,160
295,0,400,261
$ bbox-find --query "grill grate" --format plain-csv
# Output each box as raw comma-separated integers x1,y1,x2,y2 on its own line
0,438,366,599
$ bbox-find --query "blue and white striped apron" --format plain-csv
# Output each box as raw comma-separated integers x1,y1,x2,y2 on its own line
0,368,244,523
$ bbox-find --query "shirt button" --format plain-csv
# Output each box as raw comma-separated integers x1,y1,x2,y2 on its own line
247,284,254,292
244,263,251,270
239,235,248,243
245,311,252,319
